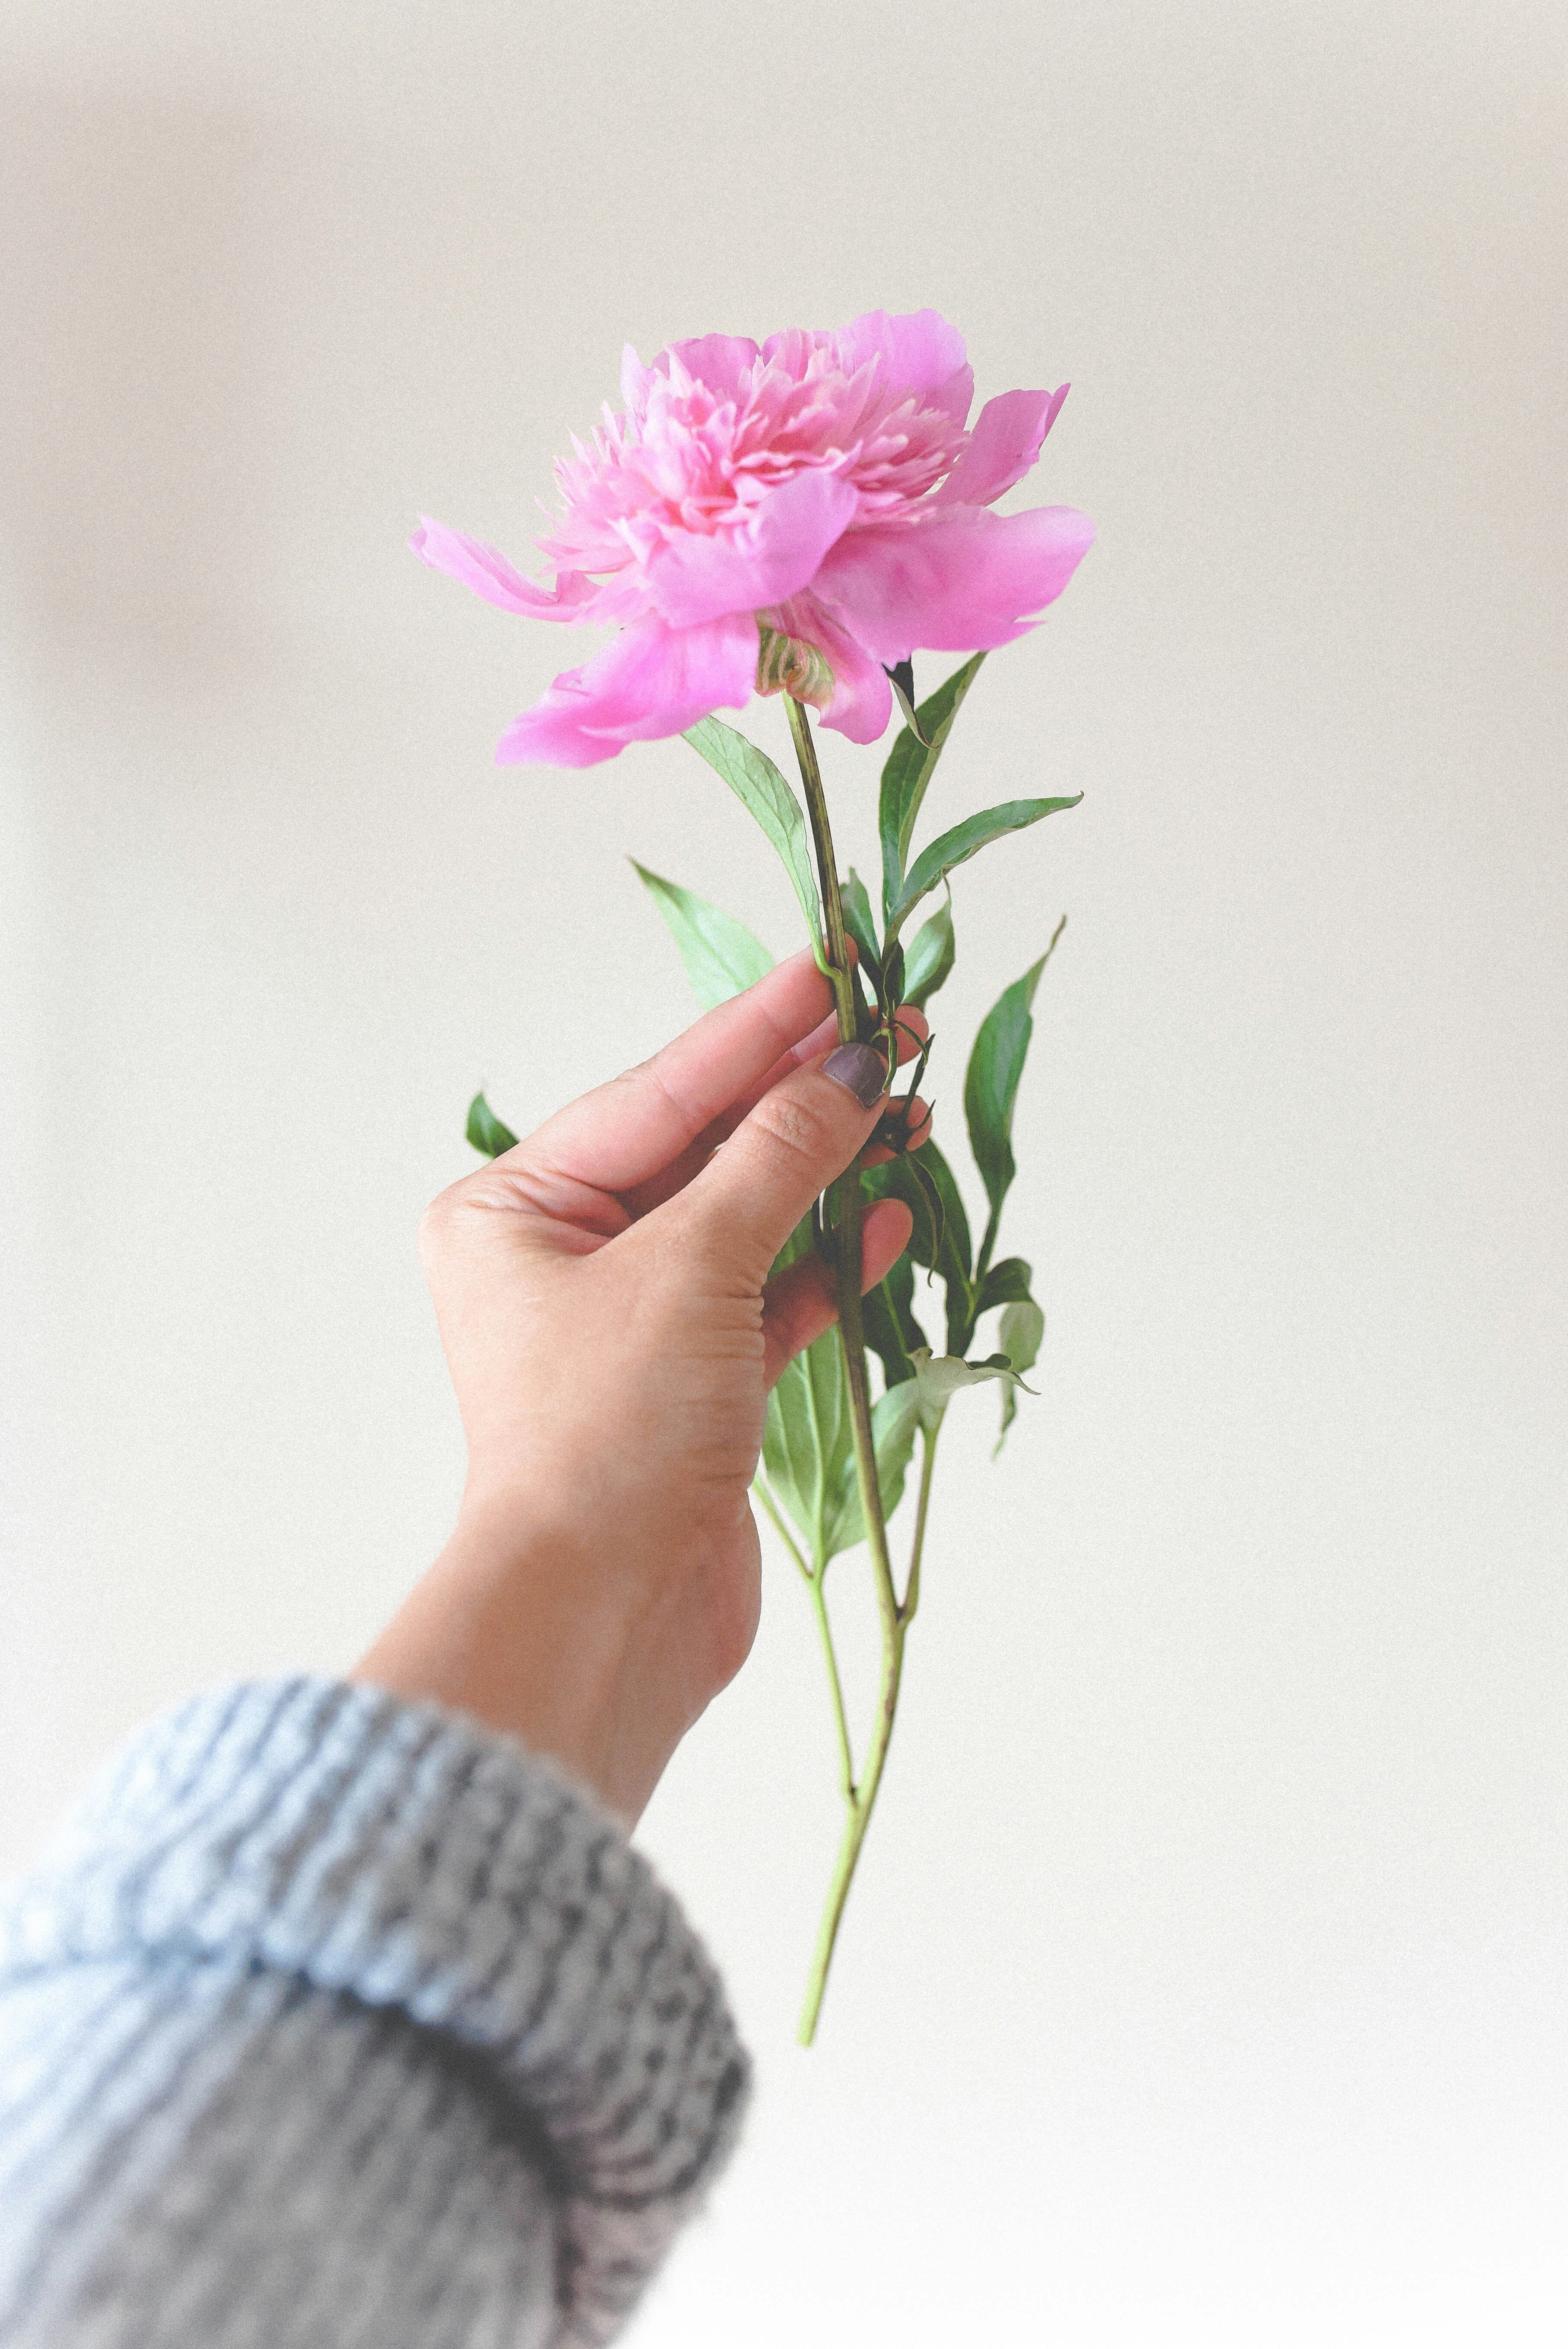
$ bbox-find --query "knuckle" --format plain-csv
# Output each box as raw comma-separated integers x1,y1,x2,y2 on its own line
749,1086,836,1167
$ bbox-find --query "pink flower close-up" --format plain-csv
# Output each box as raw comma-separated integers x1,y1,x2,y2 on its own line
412,309,1095,767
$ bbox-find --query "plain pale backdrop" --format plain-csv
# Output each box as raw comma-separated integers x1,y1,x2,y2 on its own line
1,3,1565,2342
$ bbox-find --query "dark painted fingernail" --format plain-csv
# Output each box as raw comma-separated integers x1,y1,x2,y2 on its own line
823,1041,888,1108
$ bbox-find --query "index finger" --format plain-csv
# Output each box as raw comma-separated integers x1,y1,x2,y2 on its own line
524,948,837,1195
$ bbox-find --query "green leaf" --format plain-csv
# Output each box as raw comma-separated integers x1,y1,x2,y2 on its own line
878,652,986,922
890,796,1082,934
683,717,825,962
977,1256,1034,1313
769,1211,816,1279
900,896,955,1009
466,1092,518,1158
862,1249,927,1388
862,1140,975,1354
630,860,774,1012
964,918,1065,1226
994,1298,1046,1454
822,1380,924,1558
885,660,925,743
840,867,882,987
761,1325,852,1565
863,1140,971,1288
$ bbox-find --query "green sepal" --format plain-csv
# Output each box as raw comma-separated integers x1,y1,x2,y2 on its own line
890,796,1081,936
878,653,986,923
631,860,774,1010
682,715,826,964
466,1092,518,1158
994,1298,1046,1454
900,896,955,1009
903,1345,1035,1436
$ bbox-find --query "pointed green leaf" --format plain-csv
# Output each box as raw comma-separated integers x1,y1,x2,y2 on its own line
891,796,1081,934
821,1380,924,1559
965,920,1064,1224
863,1140,971,1288
683,716,825,962
631,860,774,1012
862,1139,975,1353
878,652,986,922
862,1249,927,1388
977,1256,1034,1313
900,897,955,1009
466,1092,518,1158
994,1298,1046,1454
762,1324,853,1565
840,867,882,987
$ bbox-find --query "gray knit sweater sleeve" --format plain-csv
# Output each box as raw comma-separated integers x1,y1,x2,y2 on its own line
0,1678,749,2349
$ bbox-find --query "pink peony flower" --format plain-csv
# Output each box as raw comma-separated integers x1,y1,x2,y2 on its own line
412,309,1094,768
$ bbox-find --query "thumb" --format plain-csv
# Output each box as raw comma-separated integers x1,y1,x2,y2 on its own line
676,1039,890,1280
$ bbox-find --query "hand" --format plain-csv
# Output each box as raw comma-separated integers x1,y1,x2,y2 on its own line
354,951,929,1824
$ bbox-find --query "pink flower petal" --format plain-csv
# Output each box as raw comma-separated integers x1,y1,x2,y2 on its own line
495,612,758,768
620,342,648,413
644,468,859,629
933,385,1070,508
410,517,599,620
813,504,1096,663
832,310,973,423
772,590,894,747
659,333,762,400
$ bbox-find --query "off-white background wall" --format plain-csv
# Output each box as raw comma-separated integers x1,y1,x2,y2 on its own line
2,3,1564,2340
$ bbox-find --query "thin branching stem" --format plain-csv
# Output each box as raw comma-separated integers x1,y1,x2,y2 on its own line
900,1416,942,1627
810,1570,857,1802
754,1478,812,1584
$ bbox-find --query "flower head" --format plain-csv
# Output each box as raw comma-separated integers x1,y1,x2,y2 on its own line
412,309,1093,768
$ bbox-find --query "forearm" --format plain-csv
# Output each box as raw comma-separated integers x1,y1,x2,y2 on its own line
0,1679,748,2349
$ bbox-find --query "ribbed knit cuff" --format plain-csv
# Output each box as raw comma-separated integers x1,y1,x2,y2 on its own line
0,1678,749,2345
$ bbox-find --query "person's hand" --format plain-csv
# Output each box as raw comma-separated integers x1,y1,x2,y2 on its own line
354,950,929,1824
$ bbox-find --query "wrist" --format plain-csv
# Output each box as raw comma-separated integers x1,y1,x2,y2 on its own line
352,1496,687,1826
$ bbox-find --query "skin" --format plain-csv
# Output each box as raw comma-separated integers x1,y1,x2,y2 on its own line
354,948,930,1826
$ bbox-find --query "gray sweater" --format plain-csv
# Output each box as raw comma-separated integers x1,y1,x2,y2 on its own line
0,1679,749,2346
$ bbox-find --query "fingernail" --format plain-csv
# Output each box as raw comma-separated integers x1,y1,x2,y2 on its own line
822,1041,888,1109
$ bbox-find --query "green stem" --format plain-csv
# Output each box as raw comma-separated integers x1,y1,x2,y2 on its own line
786,696,857,1039
798,1619,905,2044
754,1477,812,1585
785,695,909,2045
810,1571,856,1802
975,1202,1003,1290
755,1475,855,1812
899,1416,942,1627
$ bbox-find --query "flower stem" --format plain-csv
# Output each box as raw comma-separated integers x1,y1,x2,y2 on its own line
797,1620,905,2044
785,695,857,1039
785,694,908,2044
